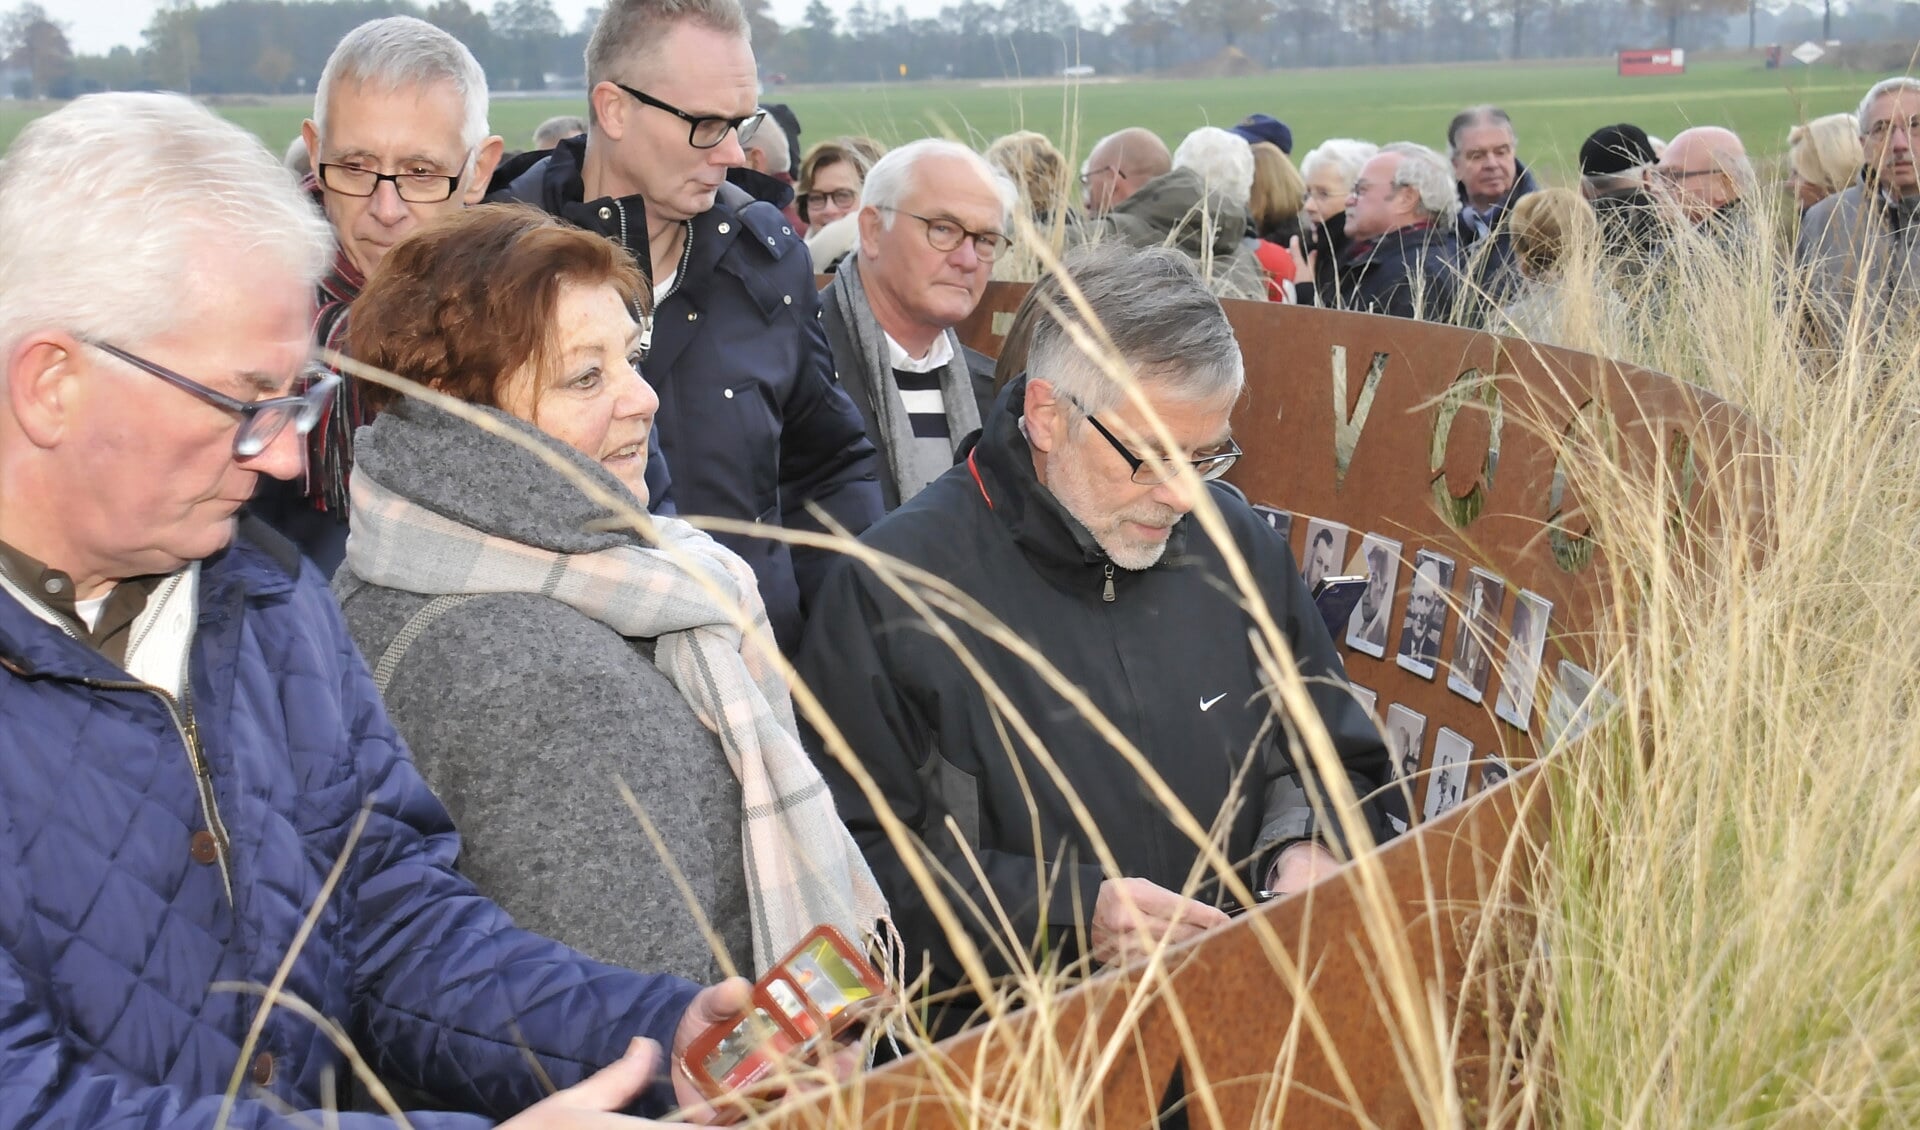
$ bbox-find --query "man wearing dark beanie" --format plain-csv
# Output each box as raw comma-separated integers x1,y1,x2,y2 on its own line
1579,122,1661,269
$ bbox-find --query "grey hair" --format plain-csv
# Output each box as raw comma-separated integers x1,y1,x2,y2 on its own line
1380,142,1461,223
314,17,490,152
1029,243,1244,417
587,0,750,106
1300,138,1378,191
1447,105,1516,157
1858,76,1920,133
862,139,1017,230
533,114,587,150
1172,126,1255,206
0,93,331,361
744,107,789,172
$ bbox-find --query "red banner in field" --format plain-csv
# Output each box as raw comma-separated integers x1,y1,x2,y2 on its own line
1618,47,1686,75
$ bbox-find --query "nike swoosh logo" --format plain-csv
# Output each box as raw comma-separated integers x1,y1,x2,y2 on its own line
1200,693,1228,711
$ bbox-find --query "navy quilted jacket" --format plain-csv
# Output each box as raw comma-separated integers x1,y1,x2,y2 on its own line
0,521,701,1127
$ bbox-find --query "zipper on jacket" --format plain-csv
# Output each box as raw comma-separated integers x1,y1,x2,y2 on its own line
4,576,236,903
1101,563,1115,603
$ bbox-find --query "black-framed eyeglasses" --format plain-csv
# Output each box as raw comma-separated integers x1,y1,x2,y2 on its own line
875,207,1011,262
1067,395,1241,486
612,83,764,149
805,188,858,212
1077,164,1128,187
316,154,472,204
82,339,340,459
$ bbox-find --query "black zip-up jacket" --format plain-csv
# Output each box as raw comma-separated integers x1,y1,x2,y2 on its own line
796,378,1391,1027
490,138,883,651
1337,221,1464,323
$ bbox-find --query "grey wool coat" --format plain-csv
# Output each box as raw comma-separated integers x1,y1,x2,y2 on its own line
336,399,753,984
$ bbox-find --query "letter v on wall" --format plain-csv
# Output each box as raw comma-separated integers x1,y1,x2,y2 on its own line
1330,345,1391,489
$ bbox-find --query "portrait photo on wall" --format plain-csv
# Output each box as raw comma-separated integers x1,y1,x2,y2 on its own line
1344,534,1403,659
1478,755,1512,794
1384,703,1428,835
1446,568,1507,704
1252,504,1293,555
1300,518,1350,593
1544,660,1622,749
1394,549,1457,679
1425,727,1474,822
1349,682,1377,718
1493,589,1553,730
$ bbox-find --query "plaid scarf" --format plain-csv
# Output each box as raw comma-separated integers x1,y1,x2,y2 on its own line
345,468,894,975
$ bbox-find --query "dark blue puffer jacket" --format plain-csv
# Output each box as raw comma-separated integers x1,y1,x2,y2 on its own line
0,519,700,1127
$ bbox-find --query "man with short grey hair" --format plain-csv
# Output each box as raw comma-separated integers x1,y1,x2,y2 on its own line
1334,142,1463,321
821,139,1014,508
1080,126,1170,216
0,90,750,1127
256,16,509,574
1797,75,1920,348
491,0,880,652
1447,104,1537,305
797,242,1392,1040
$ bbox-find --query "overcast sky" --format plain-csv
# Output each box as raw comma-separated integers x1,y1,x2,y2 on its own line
63,0,939,55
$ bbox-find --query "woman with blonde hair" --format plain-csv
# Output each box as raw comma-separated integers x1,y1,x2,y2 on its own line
1787,113,1863,214
1247,140,1307,300
986,129,1074,230
1499,187,1617,347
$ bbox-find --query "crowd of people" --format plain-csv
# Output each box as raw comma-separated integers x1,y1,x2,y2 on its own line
1,0,1914,1121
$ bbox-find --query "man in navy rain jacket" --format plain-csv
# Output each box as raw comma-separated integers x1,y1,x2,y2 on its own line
0,92,747,1130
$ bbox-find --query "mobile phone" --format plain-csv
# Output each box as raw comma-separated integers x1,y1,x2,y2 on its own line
680,926,890,1103
1311,574,1369,639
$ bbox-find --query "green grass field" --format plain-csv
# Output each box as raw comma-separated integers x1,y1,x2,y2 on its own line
3,57,1875,182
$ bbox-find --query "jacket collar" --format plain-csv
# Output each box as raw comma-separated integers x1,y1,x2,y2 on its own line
0,523,296,683
969,377,1191,587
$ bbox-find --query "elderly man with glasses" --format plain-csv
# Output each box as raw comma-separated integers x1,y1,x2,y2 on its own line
491,0,881,653
796,243,1393,1042
254,18,522,575
0,91,756,1128
1798,76,1920,352
819,140,1015,510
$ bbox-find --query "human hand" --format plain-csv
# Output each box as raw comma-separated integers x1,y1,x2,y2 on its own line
1091,877,1231,966
668,978,756,1117
1263,840,1341,899
496,1037,676,1129
1288,235,1317,282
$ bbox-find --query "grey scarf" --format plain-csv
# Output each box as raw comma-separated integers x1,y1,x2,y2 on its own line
830,260,981,503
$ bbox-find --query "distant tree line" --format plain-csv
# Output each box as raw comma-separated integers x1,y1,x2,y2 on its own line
12,0,1920,100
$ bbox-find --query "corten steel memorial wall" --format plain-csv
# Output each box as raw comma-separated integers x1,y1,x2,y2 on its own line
775,282,1773,1128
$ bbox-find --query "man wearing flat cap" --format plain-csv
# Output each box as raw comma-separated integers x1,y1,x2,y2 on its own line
1579,122,1662,271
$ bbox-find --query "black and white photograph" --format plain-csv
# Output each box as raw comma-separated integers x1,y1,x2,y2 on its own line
1349,682,1377,717
1252,504,1293,553
1300,518,1349,593
1425,727,1474,822
1446,568,1507,704
1493,589,1553,729
1384,703,1427,834
1344,534,1402,659
1544,660,1622,749
1478,755,1512,793
1394,550,1457,679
